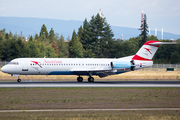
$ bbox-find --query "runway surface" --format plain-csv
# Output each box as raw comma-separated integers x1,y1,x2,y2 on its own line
0,108,180,112
0,81,180,87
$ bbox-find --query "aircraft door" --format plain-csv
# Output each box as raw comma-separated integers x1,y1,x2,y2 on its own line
22,61,28,71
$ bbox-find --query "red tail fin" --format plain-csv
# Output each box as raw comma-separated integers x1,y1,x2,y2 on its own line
132,41,161,61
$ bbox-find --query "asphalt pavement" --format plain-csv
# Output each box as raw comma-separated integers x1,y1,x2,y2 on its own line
0,81,180,87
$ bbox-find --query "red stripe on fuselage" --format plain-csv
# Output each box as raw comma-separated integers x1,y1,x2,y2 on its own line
31,61,42,68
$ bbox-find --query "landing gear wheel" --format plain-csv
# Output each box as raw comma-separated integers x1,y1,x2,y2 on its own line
88,77,94,82
17,79,21,82
77,77,83,82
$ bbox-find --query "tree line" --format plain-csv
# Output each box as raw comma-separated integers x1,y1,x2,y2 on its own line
0,13,179,63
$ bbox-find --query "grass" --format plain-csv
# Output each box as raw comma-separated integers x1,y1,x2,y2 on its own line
0,68,180,81
0,110,180,120
0,87,180,119
0,88,180,110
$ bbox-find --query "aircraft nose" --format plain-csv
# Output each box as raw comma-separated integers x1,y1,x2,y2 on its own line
1,66,8,73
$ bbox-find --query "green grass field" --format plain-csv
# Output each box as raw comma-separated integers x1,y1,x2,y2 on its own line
0,110,179,120
0,88,180,119
1,88,180,110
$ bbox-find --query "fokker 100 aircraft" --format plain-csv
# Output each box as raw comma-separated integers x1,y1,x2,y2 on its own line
1,40,176,82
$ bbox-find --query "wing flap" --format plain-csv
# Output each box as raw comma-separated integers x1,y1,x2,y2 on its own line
97,72,117,78
98,72,109,78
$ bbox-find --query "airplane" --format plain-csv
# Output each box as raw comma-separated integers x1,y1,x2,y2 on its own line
1,40,176,82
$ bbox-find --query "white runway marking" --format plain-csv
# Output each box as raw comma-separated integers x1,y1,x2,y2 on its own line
0,108,180,112
1,81,180,88
1,84,180,88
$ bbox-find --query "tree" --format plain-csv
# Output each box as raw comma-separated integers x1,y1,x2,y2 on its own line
1,28,6,34
153,40,177,63
34,33,39,40
176,39,180,57
89,15,99,56
52,41,59,57
27,41,39,57
81,13,114,58
29,35,33,42
5,33,9,40
100,21,114,58
139,14,149,47
37,41,45,57
49,28,55,43
81,19,91,51
10,40,21,59
9,31,13,39
0,35,4,60
69,30,84,58
170,51,180,64
39,24,48,38
46,44,57,58
176,38,180,44
148,35,158,41
57,35,69,58
1,39,11,60
17,38,27,57
77,25,83,43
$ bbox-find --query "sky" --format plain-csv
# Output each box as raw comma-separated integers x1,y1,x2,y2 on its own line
0,0,180,35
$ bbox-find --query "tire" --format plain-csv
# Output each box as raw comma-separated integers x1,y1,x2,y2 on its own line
77,77,83,82
17,79,21,82
88,77,94,82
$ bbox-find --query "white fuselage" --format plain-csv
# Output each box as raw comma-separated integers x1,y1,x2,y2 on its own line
1,58,153,77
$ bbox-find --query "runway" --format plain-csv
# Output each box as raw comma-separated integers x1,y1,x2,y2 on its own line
0,108,180,112
0,81,180,87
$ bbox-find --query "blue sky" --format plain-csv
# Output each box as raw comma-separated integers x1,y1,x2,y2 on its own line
0,0,180,34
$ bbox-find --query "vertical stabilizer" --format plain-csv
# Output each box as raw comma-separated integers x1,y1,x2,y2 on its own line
132,41,176,61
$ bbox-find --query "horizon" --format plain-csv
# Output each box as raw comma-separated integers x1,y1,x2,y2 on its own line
1,16,179,36
0,16,180,40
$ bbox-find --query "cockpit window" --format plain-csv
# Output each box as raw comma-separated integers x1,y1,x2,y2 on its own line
8,62,19,65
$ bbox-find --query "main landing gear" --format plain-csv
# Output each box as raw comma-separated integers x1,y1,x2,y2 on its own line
77,76,94,82
88,77,94,82
17,76,21,82
17,78,21,82
77,76,83,82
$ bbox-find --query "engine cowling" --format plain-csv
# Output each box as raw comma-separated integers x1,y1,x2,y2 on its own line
111,61,131,70
111,61,136,71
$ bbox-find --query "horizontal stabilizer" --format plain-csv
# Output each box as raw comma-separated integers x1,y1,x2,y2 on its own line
149,42,176,45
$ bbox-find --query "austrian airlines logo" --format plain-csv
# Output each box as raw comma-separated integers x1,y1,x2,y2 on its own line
144,48,152,54
31,61,42,68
